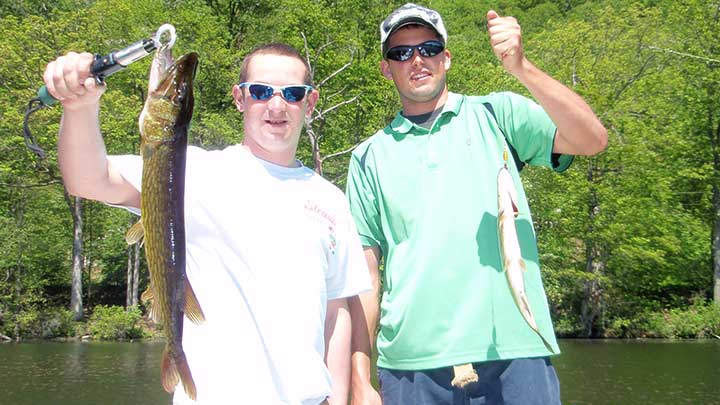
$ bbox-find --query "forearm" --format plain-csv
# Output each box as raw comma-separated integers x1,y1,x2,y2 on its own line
513,58,607,156
349,246,381,391
44,51,139,207
349,290,380,387
57,104,139,206
325,298,351,405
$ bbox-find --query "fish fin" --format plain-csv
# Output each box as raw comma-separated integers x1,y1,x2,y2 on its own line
183,279,206,324
141,287,162,324
140,286,154,304
162,348,197,400
125,220,145,245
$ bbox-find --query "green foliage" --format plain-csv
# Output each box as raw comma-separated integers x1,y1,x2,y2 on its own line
4,307,77,339
605,298,720,339
86,305,144,340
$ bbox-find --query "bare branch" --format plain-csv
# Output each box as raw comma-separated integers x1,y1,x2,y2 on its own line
301,32,314,78
313,95,360,122
323,142,362,161
0,180,62,188
643,45,720,64
316,49,355,89
613,54,656,102
304,123,318,143
328,171,348,186
326,85,350,100
315,40,335,62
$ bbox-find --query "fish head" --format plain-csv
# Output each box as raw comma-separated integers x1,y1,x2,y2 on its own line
497,166,519,217
152,51,199,122
140,50,199,143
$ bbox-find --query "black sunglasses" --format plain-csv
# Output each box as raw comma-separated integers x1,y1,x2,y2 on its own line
384,40,445,62
238,82,313,102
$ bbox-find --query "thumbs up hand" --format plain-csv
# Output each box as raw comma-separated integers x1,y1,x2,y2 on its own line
486,10,525,76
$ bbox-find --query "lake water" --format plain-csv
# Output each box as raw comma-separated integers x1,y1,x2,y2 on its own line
0,339,718,404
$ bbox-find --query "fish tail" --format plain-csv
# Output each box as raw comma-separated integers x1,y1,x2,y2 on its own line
510,278,557,354
517,291,556,354
162,346,197,400
516,291,540,331
538,332,556,354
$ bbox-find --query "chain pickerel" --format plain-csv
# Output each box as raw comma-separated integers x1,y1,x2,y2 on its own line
126,42,204,400
497,164,554,353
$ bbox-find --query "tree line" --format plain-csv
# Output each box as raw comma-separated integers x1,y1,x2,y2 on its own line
0,0,718,340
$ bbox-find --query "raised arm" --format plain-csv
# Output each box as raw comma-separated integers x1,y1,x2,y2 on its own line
349,245,382,405
487,10,608,156
43,51,140,207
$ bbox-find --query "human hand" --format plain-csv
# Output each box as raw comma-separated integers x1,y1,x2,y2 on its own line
350,383,382,405
486,10,525,76
43,51,105,111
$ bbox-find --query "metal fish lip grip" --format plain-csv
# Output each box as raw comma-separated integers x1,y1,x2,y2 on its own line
25,25,178,159
36,24,177,106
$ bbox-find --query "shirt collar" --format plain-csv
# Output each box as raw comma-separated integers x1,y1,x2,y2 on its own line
389,92,463,134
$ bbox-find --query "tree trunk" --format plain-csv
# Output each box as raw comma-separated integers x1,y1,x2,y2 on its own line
713,187,720,304
85,256,93,309
581,246,604,337
580,162,604,337
126,245,133,309
132,243,140,307
13,245,22,341
12,195,25,340
305,121,323,175
65,193,84,321
713,118,720,305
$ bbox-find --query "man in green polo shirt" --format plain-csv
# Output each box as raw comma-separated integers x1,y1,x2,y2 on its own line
346,3,607,404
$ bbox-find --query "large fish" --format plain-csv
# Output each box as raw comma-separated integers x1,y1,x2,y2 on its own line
126,42,204,400
497,162,554,353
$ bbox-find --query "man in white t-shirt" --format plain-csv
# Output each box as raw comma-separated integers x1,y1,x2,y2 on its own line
43,43,370,404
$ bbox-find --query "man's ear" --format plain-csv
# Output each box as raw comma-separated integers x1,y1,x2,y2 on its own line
305,89,320,118
231,84,244,112
443,49,452,72
380,60,393,80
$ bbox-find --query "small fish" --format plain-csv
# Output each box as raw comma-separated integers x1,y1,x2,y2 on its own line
126,42,204,400
497,165,554,353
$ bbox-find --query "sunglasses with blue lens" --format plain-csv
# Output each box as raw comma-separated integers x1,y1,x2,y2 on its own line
384,40,445,62
239,82,313,102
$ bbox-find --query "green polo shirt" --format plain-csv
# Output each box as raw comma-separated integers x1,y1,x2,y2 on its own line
346,92,571,370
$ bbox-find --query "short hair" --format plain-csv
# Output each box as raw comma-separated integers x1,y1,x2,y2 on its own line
239,43,313,85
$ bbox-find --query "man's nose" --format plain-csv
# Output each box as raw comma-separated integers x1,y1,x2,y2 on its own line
267,92,286,110
410,50,424,65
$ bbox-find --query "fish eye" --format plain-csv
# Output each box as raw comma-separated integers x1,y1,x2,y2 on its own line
174,83,188,103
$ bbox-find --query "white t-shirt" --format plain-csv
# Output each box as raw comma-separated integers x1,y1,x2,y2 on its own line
109,145,370,405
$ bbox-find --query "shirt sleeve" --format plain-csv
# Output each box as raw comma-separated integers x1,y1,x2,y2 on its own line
106,154,143,215
325,197,372,300
488,92,574,172
345,145,385,249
